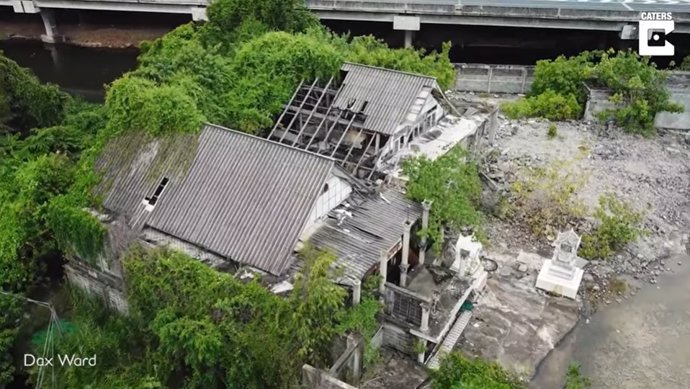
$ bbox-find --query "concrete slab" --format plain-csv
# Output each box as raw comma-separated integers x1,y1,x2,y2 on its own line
655,92,690,131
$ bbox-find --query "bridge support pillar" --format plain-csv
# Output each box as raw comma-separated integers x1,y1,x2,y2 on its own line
394,15,420,49
40,9,58,44
404,30,414,48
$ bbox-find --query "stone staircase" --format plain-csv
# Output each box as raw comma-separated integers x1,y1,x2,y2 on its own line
426,310,473,369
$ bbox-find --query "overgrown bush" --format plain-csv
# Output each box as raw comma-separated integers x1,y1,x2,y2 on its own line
431,353,526,389
0,54,70,130
403,147,483,251
508,50,682,135
579,194,644,260
36,246,379,389
502,90,581,121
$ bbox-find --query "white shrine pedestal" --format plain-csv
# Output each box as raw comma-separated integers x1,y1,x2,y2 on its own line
536,260,584,299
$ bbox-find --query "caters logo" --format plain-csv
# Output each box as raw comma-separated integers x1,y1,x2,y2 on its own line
639,12,674,56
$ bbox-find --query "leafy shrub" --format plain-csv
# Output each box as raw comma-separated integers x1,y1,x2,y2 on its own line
579,194,644,260
347,36,456,90
680,55,690,71
403,147,483,252
0,54,70,130
513,50,682,135
531,52,597,105
548,123,558,139
105,76,205,137
501,90,581,121
431,353,526,389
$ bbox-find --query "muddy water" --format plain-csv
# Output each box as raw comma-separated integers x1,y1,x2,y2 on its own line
0,40,138,101
531,253,690,389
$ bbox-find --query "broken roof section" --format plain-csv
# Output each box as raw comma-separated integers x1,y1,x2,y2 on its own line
336,63,440,136
97,123,344,275
267,62,447,180
310,188,423,281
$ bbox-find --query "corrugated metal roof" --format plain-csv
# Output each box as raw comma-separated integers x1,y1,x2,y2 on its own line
309,189,423,280
335,62,438,136
97,124,337,275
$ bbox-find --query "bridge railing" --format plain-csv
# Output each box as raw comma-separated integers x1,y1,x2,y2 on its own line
305,0,458,14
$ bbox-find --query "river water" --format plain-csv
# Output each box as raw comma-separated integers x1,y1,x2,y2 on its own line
532,249,690,389
0,40,138,102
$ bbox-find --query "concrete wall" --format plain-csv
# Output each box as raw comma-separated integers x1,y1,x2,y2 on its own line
382,322,415,354
455,63,534,94
302,365,357,389
65,260,128,313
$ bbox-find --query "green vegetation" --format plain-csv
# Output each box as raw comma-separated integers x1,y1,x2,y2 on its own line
680,55,690,71
563,363,591,389
579,194,644,260
510,158,588,238
504,50,683,135
403,147,483,251
1,54,69,130
0,0,452,383
501,90,581,121
430,353,526,389
32,247,375,388
547,123,558,139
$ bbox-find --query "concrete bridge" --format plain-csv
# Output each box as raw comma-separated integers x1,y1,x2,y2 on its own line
1,0,689,44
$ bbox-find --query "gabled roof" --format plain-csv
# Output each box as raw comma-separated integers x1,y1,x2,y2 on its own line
335,62,439,136
96,123,339,275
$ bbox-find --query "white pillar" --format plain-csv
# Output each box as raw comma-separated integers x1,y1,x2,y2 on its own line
417,339,427,364
40,9,57,44
400,221,412,287
404,30,413,48
352,279,361,305
419,200,431,265
420,302,430,333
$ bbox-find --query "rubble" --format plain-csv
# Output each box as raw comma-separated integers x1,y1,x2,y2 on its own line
480,117,690,297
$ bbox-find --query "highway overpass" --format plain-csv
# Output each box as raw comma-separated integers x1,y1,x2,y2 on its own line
1,0,689,43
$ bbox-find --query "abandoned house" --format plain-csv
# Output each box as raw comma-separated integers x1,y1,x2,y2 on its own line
66,123,427,313
65,64,497,383
267,62,456,180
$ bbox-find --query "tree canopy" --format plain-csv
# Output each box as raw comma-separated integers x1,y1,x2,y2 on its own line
36,246,374,388
403,147,483,251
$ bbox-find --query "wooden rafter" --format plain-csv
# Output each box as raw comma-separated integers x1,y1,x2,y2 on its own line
279,78,319,143
268,79,304,139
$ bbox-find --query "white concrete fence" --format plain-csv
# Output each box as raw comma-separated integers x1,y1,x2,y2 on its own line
454,63,535,94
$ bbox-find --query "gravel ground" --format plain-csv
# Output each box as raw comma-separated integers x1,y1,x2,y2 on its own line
483,117,690,293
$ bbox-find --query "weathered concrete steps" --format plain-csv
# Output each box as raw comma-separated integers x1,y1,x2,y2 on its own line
426,310,472,369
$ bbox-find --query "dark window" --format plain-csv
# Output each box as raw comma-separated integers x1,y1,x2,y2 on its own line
323,183,329,193
360,101,369,112
146,177,169,206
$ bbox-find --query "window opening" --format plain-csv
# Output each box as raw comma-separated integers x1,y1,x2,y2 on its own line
145,177,169,206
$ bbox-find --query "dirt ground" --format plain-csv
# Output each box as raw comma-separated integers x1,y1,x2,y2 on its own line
483,114,690,287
